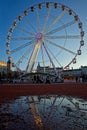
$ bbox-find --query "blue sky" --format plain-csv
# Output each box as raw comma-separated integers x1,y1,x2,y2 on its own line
0,0,87,70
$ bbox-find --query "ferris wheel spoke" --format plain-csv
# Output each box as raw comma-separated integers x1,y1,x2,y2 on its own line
45,20,76,35
16,45,34,68
41,45,45,72
11,39,36,54
16,26,35,36
45,39,76,55
42,7,51,33
25,17,37,33
45,35,81,39
43,41,62,67
11,36,35,41
43,42,57,75
45,10,66,33
36,9,40,32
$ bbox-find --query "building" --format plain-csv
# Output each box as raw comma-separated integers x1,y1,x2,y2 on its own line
0,60,7,74
62,66,87,77
36,62,63,75
36,62,87,80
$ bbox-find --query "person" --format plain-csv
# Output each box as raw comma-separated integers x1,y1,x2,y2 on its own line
82,74,85,82
76,76,78,82
36,75,40,83
0,72,2,84
33,75,37,83
46,75,50,84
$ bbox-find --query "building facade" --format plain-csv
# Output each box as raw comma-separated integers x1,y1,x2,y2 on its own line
37,63,87,79
0,60,7,74
36,62,63,75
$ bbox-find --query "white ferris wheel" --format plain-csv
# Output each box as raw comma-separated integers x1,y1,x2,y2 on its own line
6,2,84,74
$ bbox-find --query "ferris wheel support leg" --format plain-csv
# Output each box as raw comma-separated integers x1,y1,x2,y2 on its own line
43,42,58,76
26,41,42,73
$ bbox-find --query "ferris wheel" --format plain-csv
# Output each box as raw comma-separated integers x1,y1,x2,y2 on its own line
6,2,84,74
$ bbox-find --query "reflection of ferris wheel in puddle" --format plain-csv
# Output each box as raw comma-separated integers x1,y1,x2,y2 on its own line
6,2,84,74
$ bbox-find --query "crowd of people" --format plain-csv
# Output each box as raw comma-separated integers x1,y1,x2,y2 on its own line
0,72,87,84
33,75,51,84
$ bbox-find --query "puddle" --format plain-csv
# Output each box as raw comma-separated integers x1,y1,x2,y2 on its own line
0,95,87,130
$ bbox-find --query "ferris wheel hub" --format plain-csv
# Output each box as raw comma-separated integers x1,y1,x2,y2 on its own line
35,33,43,40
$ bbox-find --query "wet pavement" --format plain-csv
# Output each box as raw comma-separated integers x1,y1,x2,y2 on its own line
0,95,87,130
